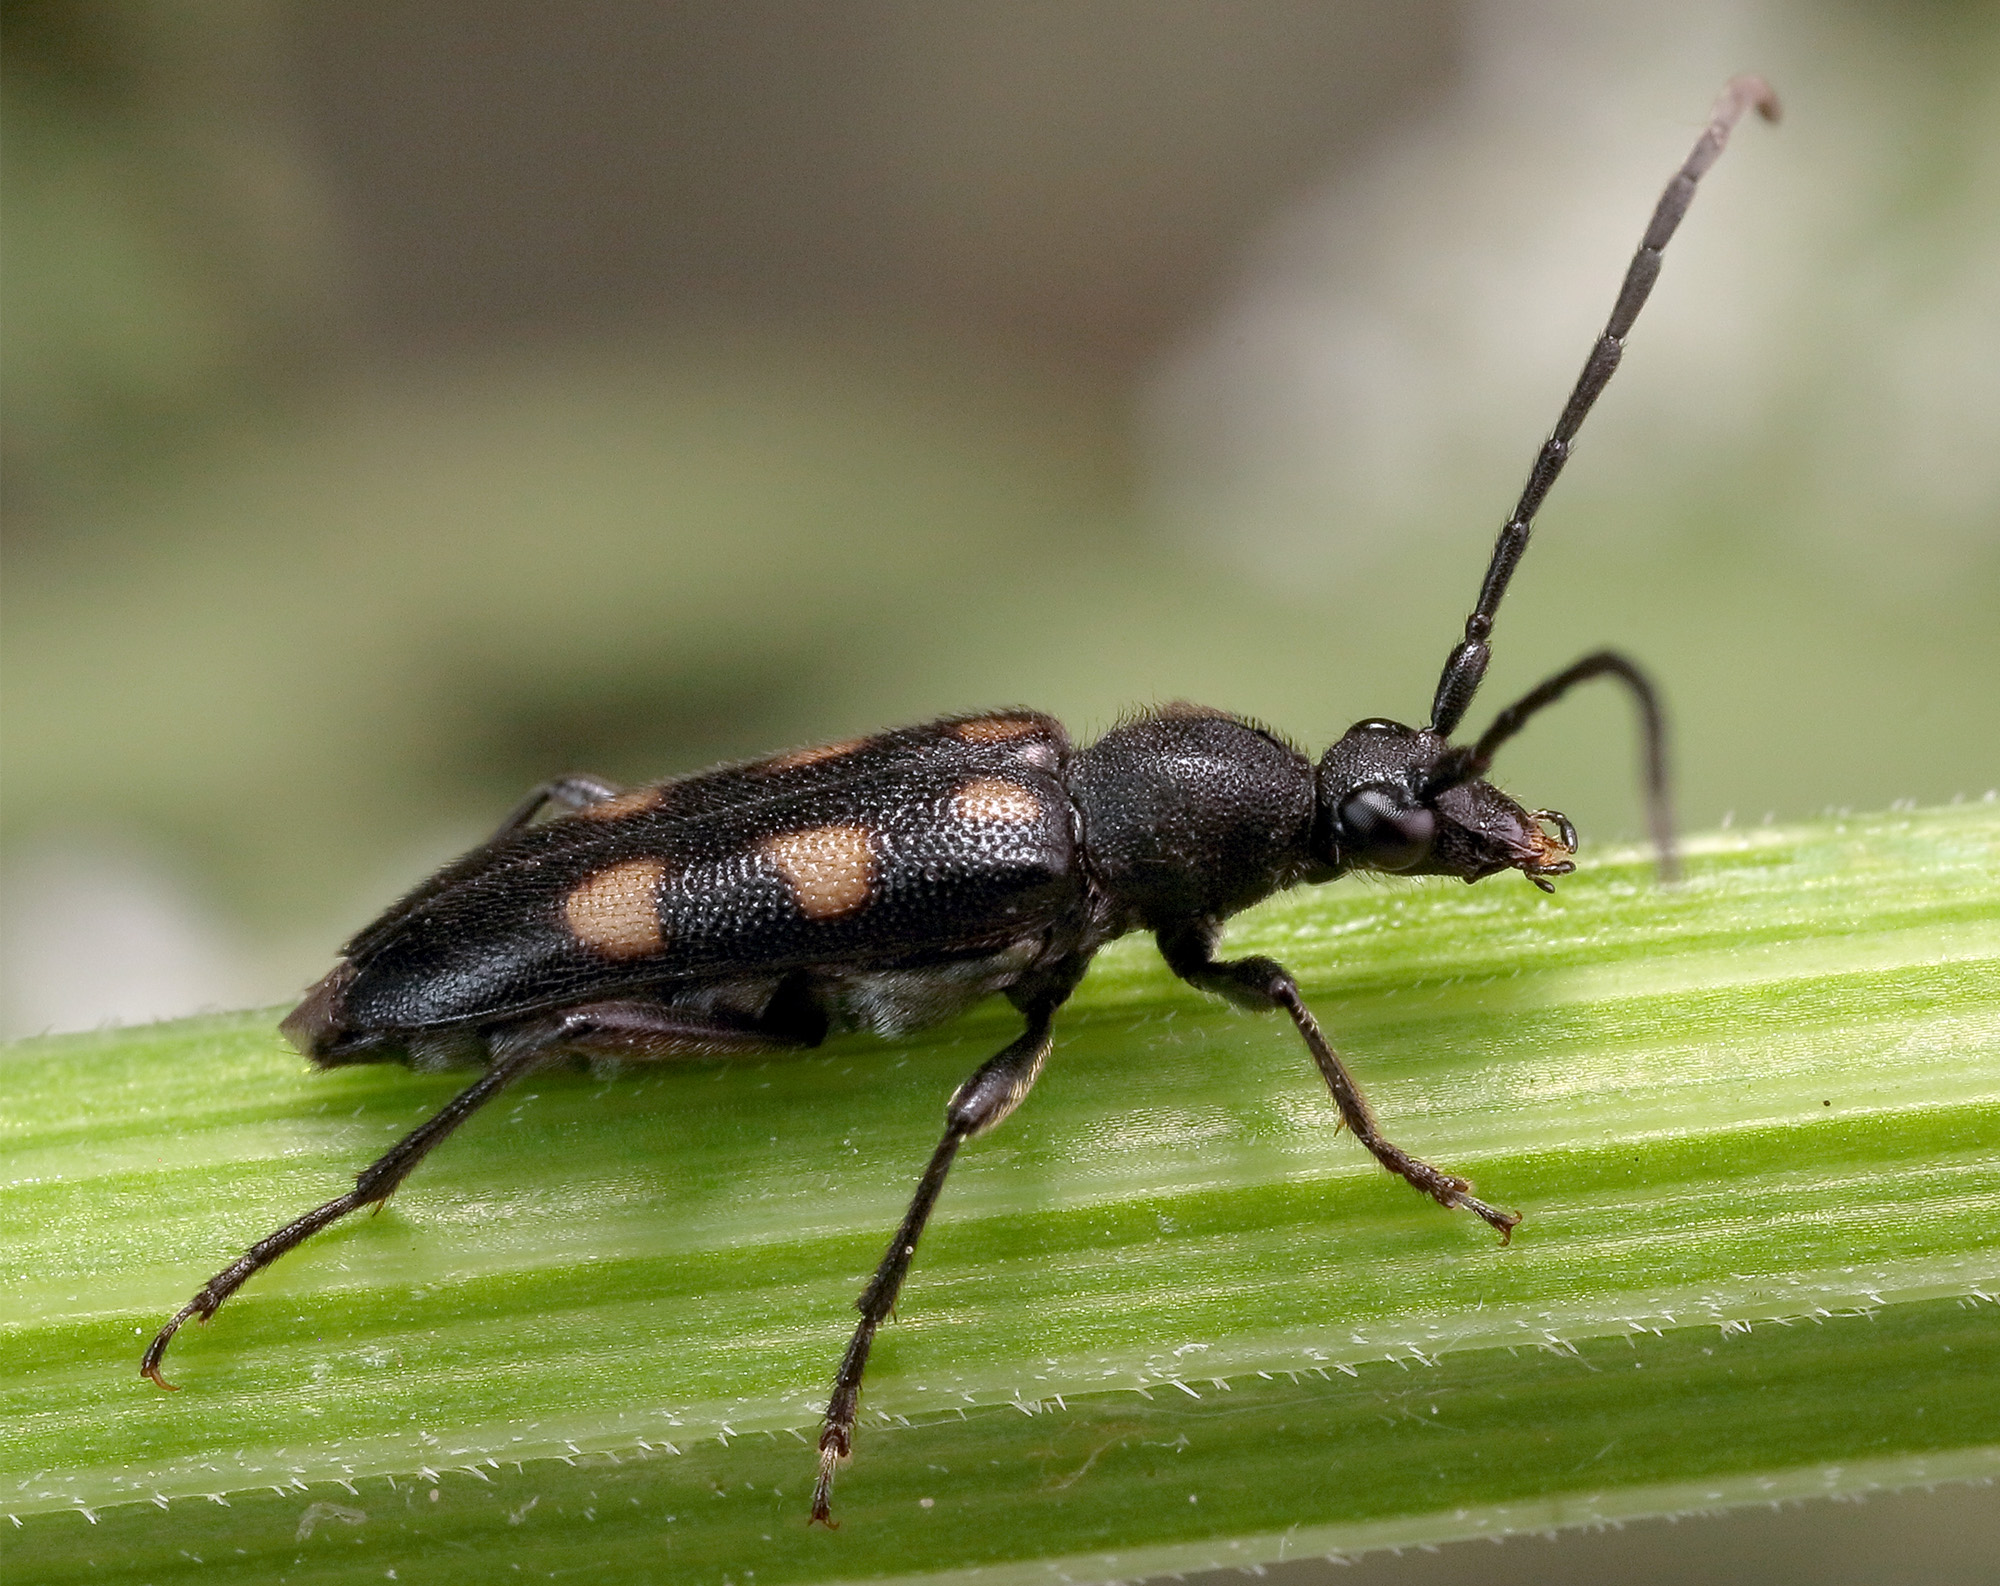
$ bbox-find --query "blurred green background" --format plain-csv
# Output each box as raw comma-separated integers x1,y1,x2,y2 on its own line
4,0,1996,1028
4,4,1998,1580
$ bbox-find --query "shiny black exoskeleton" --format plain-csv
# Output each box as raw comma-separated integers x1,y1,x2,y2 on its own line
144,78,1777,1526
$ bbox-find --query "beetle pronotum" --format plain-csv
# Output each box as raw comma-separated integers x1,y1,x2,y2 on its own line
146,77,1777,1525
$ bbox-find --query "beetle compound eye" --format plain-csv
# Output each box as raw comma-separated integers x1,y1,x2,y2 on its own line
1337,786,1437,871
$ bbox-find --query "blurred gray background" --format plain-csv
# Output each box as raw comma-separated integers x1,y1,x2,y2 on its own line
6,0,1996,1035
3,2,1997,1578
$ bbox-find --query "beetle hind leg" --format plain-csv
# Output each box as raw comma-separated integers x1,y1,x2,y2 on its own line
142,1041,553,1388
493,993,822,1063
142,998,812,1390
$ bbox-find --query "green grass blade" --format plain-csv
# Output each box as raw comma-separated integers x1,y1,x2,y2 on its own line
5,804,1997,1584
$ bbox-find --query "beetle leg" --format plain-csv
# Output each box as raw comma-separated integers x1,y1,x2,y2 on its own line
491,773,626,839
495,996,820,1061
1158,922,1519,1241
144,996,818,1390
142,1041,553,1389
810,1005,1058,1528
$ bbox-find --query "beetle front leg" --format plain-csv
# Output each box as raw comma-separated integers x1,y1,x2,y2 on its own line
1159,923,1518,1241
811,1008,1056,1527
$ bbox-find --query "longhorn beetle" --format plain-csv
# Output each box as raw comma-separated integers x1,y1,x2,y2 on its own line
145,78,1778,1525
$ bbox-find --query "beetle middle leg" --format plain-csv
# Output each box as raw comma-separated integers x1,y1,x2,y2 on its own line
1159,922,1518,1240
811,997,1064,1526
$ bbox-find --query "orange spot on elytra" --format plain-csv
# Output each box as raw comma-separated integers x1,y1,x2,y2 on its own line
760,737,867,772
762,825,877,920
577,785,666,820
952,777,1041,825
951,716,1041,744
564,858,669,957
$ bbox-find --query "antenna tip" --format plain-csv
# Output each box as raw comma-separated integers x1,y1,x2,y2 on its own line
1723,73,1782,126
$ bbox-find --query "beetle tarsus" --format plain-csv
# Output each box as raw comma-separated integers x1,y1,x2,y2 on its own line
810,1431,846,1528
141,1295,218,1390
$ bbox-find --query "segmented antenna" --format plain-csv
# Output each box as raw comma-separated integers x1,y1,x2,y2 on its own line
1423,649,1679,880
1426,75,1780,738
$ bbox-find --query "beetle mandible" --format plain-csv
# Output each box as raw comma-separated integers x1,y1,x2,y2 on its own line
145,77,1778,1525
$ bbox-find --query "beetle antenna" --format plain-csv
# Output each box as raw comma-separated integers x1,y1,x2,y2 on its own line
1425,649,1678,881
1426,74,1779,738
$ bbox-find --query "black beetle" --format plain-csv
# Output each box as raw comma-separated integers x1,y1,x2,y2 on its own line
145,77,1777,1525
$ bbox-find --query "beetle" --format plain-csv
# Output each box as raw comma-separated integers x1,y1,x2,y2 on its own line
144,78,1777,1525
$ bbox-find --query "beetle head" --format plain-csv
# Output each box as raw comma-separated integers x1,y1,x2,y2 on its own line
1314,718,1576,891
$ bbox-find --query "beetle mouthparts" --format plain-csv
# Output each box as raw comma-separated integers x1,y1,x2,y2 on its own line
1518,808,1578,892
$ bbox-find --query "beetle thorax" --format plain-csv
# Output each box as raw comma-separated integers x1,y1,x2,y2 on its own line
1065,709,1318,929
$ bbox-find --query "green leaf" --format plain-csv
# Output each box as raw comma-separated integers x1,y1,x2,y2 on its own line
5,805,1998,1584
